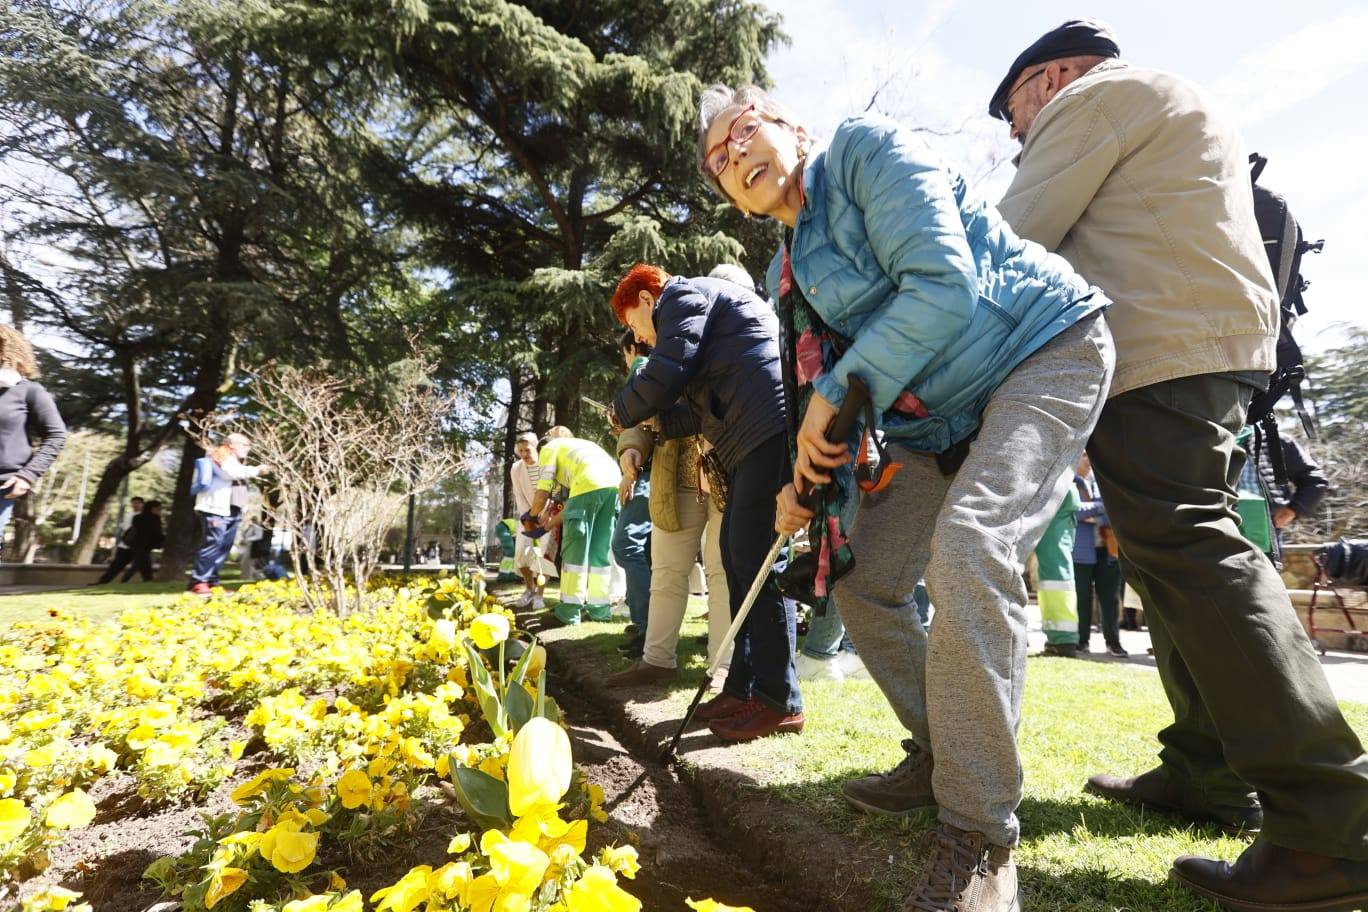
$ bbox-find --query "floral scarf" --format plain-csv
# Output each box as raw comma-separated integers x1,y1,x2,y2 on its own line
775,231,856,615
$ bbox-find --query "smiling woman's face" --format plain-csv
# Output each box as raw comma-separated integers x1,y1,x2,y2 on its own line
704,104,806,222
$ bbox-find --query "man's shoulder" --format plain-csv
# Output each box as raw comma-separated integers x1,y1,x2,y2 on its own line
1064,61,1206,110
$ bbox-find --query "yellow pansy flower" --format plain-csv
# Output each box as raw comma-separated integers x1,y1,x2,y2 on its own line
204,866,247,909
561,864,641,912
599,845,640,879
0,797,31,841
371,864,433,912
446,832,472,854
45,790,96,829
336,769,372,810
230,767,296,805
685,900,756,912
259,816,319,873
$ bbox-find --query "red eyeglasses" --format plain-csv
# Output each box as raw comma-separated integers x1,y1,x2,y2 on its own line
701,104,763,179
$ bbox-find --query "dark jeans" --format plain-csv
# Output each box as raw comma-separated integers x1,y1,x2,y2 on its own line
720,433,801,715
99,547,133,583
100,546,155,583
191,509,241,586
611,469,653,629
1074,558,1121,650
1089,372,1368,860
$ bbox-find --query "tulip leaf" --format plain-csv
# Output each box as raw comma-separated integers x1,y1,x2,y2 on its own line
504,682,534,732
449,764,513,830
462,640,507,737
508,634,538,688
541,695,561,724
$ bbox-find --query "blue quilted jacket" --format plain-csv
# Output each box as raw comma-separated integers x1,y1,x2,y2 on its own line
766,114,1108,454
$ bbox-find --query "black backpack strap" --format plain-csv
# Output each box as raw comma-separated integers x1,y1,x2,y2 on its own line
1259,414,1290,487
1249,152,1268,185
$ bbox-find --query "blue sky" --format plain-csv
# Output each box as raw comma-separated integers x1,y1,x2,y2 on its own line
764,0,1368,353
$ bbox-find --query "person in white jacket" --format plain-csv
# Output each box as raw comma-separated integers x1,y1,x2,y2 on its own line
189,433,268,595
509,432,556,609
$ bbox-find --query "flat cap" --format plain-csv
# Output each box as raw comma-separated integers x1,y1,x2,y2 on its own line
989,19,1120,121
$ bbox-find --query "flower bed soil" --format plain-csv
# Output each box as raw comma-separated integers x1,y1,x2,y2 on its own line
519,607,925,912
24,654,804,912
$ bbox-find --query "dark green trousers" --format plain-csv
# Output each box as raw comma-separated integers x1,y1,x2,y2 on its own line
1088,372,1368,860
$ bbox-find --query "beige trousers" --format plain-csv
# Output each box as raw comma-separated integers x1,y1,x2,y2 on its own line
642,490,731,669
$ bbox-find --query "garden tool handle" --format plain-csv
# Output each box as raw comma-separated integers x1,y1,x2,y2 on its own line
796,374,870,512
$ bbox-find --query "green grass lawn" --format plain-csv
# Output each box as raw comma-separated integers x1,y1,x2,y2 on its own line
542,593,1368,911
0,579,245,626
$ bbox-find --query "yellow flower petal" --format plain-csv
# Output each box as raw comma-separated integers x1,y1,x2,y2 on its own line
0,798,31,842
469,613,510,650
44,790,96,829
507,718,571,817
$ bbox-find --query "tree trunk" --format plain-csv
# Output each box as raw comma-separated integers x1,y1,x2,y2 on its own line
10,496,39,563
501,365,523,518
69,469,123,564
530,376,550,434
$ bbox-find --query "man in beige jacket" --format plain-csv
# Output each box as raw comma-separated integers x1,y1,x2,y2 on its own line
993,19,1368,912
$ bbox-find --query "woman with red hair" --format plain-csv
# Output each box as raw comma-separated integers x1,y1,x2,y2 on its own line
609,262,800,743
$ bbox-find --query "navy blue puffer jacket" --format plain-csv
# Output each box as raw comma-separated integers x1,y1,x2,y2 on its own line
612,275,786,473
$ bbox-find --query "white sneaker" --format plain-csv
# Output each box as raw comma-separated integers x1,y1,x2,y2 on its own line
795,652,845,682
611,598,630,619
532,595,545,611
514,591,535,608
835,651,871,680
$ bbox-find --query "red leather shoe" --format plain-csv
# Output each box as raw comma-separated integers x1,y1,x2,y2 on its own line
709,700,805,742
693,692,750,722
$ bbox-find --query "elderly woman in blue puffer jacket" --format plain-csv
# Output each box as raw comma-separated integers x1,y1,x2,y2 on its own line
697,84,1115,911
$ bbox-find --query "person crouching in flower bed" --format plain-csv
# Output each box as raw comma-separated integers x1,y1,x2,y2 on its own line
609,262,800,743
526,427,621,625
696,83,1115,909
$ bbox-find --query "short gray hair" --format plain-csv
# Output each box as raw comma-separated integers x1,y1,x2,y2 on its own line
696,84,803,203
708,263,755,291
516,432,538,447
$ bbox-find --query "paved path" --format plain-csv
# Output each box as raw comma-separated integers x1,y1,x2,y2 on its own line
1024,603,1368,705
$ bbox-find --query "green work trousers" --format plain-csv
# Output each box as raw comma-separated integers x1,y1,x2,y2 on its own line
558,487,617,619
1088,372,1368,860
1036,488,1080,646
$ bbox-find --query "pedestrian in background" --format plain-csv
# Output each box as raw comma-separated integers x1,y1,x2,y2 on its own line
0,324,66,556
97,496,144,584
189,433,268,595
1073,455,1126,657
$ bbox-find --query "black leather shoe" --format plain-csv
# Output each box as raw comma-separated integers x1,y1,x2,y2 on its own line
1172,839,1368,911
1085,767,1262,835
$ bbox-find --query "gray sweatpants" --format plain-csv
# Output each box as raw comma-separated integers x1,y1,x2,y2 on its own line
835,314,1114,846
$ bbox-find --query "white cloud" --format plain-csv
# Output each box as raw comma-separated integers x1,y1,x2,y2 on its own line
1209,6,1368,126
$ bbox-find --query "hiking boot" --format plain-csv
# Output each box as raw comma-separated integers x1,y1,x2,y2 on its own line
842,740,936,817
693,692,750,722
605,660,677,688
709,699,804,742
1171,839,1368,912
903,823,1020,911
1086,767,1262,834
